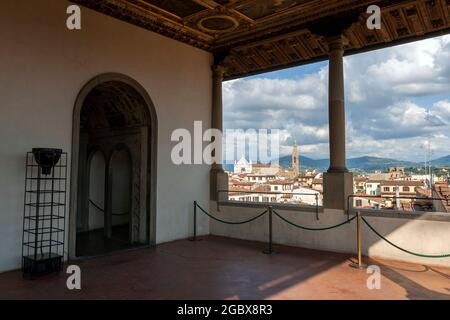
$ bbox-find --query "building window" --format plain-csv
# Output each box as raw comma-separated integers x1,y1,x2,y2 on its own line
356,200,363,207
252,197,259,202
403,187,410,192
262,197,269,202
274,186,278,191
383,187,390,192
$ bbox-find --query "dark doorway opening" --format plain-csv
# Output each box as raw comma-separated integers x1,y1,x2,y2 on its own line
74,79,154,257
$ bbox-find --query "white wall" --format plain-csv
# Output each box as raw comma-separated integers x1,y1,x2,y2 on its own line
210,204,450,267
0,0,212,272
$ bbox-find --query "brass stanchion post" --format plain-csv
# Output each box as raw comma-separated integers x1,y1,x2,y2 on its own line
350,211,367,268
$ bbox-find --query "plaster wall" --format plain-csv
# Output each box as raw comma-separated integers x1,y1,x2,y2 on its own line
0,0,212,272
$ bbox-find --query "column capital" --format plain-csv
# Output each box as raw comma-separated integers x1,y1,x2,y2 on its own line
325,35,348,53
212,64,227,80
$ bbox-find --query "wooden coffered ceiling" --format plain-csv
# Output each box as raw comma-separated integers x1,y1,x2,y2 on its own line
72,0,450,79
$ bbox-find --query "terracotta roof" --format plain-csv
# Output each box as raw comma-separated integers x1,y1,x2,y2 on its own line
416,188,431,198
252,163,278,168
268,180,293,185
353,195,383,203
298,172,315,177
228,187,250,194
381,181,424,187
253,185,271,193
230,181,255,187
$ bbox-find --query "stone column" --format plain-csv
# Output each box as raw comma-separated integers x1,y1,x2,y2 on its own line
327,36,347,173
77,133,89,232
323,35,353,210
210,64,228,201
212,64,225,163
105,162,113,239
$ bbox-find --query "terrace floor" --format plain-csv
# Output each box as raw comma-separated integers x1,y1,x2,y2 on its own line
0,236,449,300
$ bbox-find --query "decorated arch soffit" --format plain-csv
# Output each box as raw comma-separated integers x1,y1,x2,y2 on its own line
72,0,450,79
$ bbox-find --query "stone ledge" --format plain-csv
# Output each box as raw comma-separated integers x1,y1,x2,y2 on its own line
216,200,323,213
350,208,450,222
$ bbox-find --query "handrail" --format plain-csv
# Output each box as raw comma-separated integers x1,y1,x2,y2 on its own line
218,190,321,196
217,189,321,220
89,199,129,216
346,194,449,218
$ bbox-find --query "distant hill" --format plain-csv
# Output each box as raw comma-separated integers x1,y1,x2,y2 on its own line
281,155,450,172
225,154,450,173
347,156,416,171
280,155,328,170
431,155,450,167
281,155,416,171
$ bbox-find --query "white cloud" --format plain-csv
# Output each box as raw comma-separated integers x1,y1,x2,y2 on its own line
434,100,450,122
224,35,450,162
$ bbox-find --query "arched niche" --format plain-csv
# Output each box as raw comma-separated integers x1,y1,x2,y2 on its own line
70,73,157,259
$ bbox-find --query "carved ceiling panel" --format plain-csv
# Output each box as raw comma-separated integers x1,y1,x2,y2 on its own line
72,0,450,79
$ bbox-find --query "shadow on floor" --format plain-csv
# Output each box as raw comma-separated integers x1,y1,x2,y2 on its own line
368,259,450,300
0,235,449,300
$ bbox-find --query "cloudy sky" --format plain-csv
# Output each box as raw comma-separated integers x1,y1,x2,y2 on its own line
223,34,450,162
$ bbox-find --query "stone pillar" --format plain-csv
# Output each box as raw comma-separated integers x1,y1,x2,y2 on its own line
105,155,113,239
210,64,228,201
323,35,353,210
77,133,89,232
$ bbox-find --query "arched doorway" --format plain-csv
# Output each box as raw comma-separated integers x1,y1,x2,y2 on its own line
109,146,132,243
70,74,157,259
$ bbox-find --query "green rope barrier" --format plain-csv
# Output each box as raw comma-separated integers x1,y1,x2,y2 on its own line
89,199,129,216
273,210,356,231
196,203,268,225
361,217,450,258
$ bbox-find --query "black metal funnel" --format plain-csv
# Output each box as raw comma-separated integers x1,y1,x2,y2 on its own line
32,148,62,175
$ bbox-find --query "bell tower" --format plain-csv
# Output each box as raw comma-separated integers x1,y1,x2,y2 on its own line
292,142,299,177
